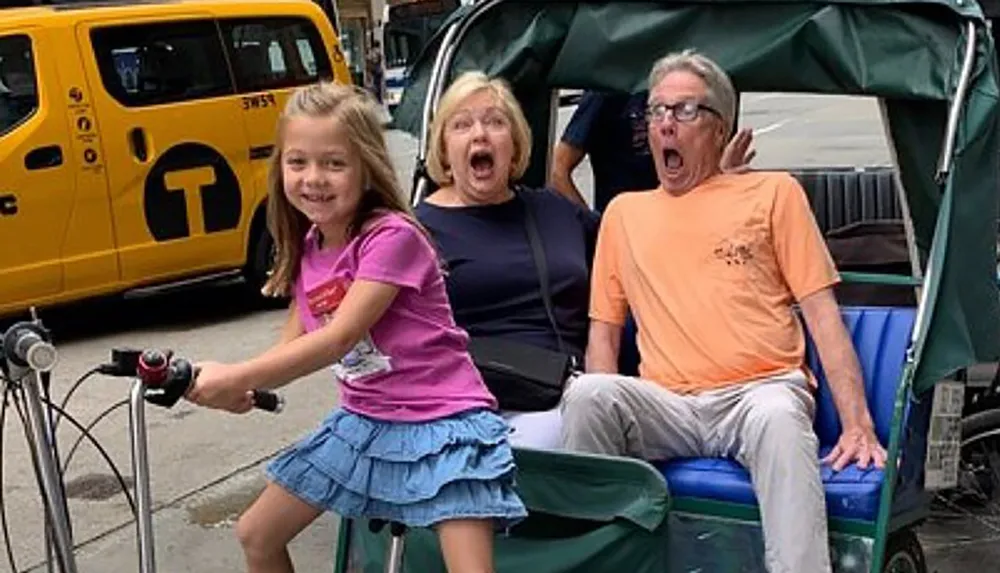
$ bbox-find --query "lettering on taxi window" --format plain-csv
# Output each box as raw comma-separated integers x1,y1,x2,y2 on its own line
241,93,277,110
142,143,242,241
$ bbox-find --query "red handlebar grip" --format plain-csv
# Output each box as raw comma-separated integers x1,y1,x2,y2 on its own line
137,349,169,387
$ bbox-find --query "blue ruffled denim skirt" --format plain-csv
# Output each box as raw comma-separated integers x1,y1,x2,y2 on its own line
266,407,528,529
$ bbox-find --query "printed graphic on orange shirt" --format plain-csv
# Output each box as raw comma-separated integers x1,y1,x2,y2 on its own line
714,238,755,266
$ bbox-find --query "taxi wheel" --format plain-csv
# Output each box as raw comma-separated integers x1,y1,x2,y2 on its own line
245,226,285,306
882,529,927,573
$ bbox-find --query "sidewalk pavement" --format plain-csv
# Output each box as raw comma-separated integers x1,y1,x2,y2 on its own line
25,458,341,573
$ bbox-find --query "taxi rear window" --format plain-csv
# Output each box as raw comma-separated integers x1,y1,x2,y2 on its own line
220,17,334,93
90,20,234,107
0,35,38,137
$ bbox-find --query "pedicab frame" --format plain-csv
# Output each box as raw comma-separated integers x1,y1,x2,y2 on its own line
334,0,1000,570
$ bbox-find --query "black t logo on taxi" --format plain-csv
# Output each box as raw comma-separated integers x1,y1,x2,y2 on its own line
143,143,241,241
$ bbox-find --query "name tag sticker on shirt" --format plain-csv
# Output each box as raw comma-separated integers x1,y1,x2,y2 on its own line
307,278,350,319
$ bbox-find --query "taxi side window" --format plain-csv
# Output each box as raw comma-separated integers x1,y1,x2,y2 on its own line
0,35,38,137
219,17,333,93
90,20,234,107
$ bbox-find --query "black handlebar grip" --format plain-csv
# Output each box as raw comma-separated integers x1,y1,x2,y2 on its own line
252,389,284,413
187,363,283,413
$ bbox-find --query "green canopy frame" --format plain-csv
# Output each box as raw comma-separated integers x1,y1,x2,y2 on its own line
359,1,1000,569
393,0,1000,397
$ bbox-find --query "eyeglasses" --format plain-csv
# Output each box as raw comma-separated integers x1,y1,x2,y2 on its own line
645,100,721,124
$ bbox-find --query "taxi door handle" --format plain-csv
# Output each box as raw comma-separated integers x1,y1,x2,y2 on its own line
24,145,63,170
129,127,148,162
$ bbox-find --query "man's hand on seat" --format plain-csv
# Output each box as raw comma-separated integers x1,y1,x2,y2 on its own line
799,287,888,472
823,425,887,471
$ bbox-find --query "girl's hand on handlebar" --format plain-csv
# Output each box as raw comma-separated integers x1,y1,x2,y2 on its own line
185,361,254,414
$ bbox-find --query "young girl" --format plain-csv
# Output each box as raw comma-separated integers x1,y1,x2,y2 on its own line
185,81,527,573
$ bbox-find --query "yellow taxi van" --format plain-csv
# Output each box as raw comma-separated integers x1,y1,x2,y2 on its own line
0,0,351,319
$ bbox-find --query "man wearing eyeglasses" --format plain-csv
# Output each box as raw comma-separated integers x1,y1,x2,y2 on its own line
559,49,887,573
550,90,756,212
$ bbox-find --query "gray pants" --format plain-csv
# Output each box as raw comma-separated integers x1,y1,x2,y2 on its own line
560,370,832,573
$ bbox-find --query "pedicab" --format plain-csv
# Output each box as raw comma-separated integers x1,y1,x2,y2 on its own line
333,0,1000,571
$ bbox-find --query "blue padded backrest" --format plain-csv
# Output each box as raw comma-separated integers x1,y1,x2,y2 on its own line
805,306,916,447
619,313,641,377
617,306,917,448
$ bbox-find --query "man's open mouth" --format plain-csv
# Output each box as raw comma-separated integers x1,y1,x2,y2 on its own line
663,148,684,170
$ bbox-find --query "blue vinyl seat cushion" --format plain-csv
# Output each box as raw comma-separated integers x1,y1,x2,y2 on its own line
655,447,885,520
620,306,917,522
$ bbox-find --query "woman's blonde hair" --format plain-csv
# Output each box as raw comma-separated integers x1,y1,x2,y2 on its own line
425,71,533,186
262,81,418,298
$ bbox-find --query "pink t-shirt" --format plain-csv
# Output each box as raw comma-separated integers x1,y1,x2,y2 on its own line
293,211,498,422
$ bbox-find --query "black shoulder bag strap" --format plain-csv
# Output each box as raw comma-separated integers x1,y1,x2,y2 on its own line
518,191,578,369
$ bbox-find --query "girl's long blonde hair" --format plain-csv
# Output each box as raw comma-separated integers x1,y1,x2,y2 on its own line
262,81,419,298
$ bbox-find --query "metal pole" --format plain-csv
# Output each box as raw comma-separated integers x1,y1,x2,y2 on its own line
417,21,461,160
18,368,79,573
40,367,68,573
45,522,55,573
411,177,430,207
43,389,60,573
936,19,978,183
384,534,405,573
914,18,978,349
129,380,156,573
411,20,463,206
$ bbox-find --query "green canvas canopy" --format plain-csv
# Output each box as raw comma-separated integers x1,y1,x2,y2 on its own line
392,0,1000,394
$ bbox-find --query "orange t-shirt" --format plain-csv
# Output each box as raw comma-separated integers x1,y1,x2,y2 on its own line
590,171,840,394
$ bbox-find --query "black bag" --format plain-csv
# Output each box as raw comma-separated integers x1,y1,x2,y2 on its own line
468,191,578,412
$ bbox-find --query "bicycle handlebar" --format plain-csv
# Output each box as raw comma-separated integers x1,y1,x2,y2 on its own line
137,349,283,413
100,347,284,413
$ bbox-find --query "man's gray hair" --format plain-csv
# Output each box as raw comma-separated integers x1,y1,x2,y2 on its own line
648,49,736,136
